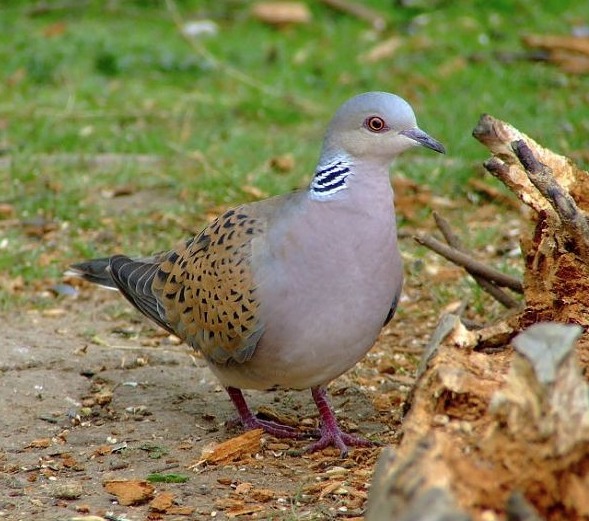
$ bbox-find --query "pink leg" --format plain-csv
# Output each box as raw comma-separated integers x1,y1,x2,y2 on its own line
305,386,373,457
225,387,303,439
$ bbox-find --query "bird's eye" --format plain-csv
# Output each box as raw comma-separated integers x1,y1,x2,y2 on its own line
365,116,387,133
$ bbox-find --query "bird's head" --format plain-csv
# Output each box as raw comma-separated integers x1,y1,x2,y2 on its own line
320,91,445,166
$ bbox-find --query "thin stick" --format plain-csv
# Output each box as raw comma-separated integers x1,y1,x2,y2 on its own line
433,212,520,308
414,234,524,293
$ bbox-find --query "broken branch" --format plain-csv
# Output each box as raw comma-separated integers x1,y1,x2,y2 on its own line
433,212,520,309
511,140,589,259
414,234,524,293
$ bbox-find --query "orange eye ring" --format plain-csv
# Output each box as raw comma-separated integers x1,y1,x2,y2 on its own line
365,116,387,133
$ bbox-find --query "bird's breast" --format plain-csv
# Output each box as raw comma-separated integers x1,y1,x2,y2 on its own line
211,194,403,390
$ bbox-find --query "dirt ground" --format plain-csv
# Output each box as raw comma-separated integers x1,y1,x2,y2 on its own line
0,233,451,521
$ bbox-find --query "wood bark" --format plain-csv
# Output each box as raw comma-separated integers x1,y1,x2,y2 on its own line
368,116,589,521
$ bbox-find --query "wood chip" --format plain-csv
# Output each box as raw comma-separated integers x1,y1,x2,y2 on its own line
26,438,51,449
251,488,275,502
149,491,175,512
103,479,155,506
319,480,345,500
197,429,263,465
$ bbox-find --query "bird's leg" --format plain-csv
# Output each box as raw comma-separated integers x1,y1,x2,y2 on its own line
305,386,373,457
225,387,303,439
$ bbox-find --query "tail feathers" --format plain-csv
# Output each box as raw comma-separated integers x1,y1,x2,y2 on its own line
109,255,174,335
66,257,117,289
68,254,174,336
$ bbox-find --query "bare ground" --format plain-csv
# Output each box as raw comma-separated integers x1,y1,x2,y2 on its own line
0,251,444,521
0,176,518,521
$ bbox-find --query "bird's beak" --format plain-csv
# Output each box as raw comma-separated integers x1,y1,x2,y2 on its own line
400,128,446,154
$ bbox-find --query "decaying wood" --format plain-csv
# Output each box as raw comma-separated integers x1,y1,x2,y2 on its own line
366,445,472,521
370,114,589,521
474,113,589,328
369,322,589,521
511,139,589,259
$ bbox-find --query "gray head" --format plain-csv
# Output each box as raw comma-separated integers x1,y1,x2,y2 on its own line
319,92,445,166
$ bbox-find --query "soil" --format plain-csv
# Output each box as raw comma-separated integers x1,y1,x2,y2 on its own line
0,175,519,521
0,236,446,521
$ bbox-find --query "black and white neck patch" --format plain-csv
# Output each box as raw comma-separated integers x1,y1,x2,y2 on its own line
309,158,352,200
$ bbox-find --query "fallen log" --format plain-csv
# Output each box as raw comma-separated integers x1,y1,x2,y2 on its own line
368,115,589,520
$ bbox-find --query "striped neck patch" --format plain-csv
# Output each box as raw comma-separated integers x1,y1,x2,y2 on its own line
309,158,352,200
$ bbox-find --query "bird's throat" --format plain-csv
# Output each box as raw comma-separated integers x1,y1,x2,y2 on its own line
309,158,352,200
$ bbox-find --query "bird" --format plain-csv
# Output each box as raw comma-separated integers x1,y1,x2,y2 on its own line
68,92,445,456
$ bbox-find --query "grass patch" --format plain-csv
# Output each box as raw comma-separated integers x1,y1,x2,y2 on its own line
1,0,588,303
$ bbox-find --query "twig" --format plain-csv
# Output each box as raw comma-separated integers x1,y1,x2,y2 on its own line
164,0,319,114
512,140,589,259
414,234,524,293
433,212,520,309
318,0,387,30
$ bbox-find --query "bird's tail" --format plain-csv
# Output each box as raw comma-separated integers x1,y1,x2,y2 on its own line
65,257,118,290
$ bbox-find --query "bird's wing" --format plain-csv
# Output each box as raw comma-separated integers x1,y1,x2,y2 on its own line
107,195,297,365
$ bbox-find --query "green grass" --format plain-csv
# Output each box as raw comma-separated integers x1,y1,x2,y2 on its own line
1,0,588,306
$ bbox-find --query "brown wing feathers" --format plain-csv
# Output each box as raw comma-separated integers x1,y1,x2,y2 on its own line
151,208,265,364
87,207,267,365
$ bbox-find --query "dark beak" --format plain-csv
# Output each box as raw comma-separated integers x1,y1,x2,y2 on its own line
400,128,446,154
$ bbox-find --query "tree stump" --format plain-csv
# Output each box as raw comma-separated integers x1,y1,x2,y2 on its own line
367,116,589,521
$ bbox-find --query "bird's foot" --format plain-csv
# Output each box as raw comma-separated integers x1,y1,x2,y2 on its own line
306,386,375,458
241,416,303,439
225,386,303,439
304,424,373,457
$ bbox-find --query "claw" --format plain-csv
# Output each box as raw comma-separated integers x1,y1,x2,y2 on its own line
305,386,374,457
226,387,304,439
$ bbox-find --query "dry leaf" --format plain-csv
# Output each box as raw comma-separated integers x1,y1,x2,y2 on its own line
149,491,175,512
234,482,253,495
522,34,589,74
319,480,344,500
103,479,155,506
251,488,275,502
90,445,113,458
241,185,269,199
252,2,311,25
26,438,51,449
361,36,402,63
199,429,263,465
0,203,14,218
269,153,295,172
